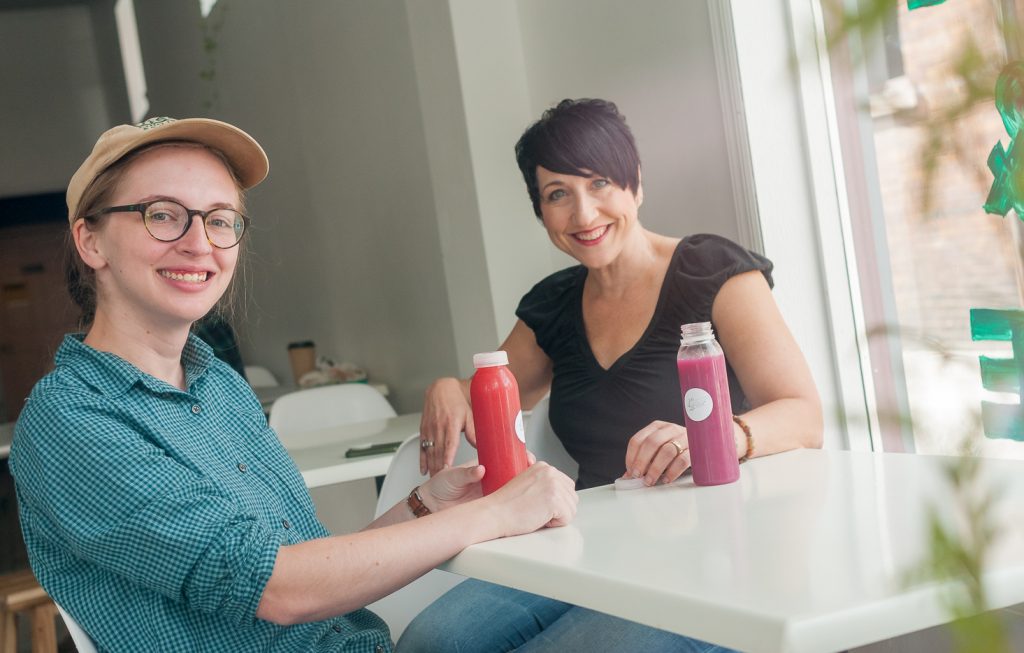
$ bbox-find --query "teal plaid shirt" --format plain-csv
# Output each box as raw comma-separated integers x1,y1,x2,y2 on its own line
10,334,391,652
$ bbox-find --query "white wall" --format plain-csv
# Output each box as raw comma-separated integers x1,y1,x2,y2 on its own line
0,5,112,199
516,0,738,250
130,1,460,413
420,0,739,358
1,0,743,414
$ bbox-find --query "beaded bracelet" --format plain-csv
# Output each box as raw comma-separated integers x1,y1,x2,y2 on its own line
733,414,754,463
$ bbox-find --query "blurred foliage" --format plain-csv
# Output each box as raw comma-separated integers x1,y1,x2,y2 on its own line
826,4,1019,648
904,438,1009,653
822,0,1012,215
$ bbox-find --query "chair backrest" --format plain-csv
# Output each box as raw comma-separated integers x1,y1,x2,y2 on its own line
244,365,279,388
268,384,396,442
367,395,575,640
524,395,577,478
56,603,98,653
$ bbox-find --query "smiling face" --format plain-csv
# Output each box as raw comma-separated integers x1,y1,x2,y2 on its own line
73,145,242,334
536,165,643,270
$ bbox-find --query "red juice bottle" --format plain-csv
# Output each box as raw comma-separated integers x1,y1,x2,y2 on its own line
677,322,739,486
470,351,529,495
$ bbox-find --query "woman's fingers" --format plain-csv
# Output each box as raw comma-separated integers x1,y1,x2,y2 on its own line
419,416,459,476
420,378,472,475
659,446,692,484
623,420,668,472
490,463,578,536
624,421,690,486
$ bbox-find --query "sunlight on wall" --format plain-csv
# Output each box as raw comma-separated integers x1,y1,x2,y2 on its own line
199,0,219,19
114,0,148,122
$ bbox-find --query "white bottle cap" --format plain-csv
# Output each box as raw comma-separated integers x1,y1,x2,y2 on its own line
473,351,509,368
614,477,647,491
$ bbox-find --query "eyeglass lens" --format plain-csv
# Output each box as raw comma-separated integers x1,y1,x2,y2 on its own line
143,200,245,248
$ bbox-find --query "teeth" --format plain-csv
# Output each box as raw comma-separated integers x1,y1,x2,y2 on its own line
160,270,208,283
576,226,608,241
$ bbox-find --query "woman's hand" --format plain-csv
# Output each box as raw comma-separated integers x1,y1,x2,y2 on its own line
420,377,474,476
623,420,692,486
418,462,484,512
484,462,578,536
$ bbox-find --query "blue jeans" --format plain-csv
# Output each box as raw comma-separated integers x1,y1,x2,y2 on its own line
395,579,737,653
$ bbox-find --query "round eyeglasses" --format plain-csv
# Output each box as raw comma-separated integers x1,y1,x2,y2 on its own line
81,199,250,249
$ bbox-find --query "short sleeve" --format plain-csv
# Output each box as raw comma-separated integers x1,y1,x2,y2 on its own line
675,233,774,319
515,265,585,357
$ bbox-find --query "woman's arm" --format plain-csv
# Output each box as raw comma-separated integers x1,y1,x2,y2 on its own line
623,269,822,486
712,270,824,457
255,461,576,625
420,320,552,475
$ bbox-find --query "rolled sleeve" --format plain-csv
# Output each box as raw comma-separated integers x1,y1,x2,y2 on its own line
13,398,287,624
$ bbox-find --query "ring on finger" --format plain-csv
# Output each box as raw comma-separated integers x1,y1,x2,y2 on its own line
420,440,435,450
668,440,684,457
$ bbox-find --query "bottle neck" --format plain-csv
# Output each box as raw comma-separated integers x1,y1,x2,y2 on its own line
679,321,715,346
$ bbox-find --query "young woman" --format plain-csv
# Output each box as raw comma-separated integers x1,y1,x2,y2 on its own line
406,99,823,651
9,117,577,653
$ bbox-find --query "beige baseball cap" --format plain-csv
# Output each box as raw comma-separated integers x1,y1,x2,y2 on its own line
66,116,269,224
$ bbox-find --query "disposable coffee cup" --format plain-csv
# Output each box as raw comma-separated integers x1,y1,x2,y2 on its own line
287,340,316,384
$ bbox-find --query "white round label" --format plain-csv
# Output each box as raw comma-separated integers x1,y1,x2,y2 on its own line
514,411,526,443
684,388,714,422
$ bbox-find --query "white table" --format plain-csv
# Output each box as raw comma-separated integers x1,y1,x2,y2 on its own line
441,448,1024,653
287,413,421,488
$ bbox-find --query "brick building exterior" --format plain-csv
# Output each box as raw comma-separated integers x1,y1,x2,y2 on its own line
875,0,1022,349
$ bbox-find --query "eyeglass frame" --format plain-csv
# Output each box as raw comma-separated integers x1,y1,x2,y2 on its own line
79,199,251,249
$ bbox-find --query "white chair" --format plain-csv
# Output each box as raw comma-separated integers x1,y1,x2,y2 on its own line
367,395,575,640
523,396,577,479
270,384,398,534
243,365,279,388
56,603,97,653
269,384,396,443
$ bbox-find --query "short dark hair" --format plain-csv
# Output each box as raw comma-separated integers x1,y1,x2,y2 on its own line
514,98,641,219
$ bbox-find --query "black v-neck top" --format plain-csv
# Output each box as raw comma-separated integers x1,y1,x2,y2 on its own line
515,234,773,489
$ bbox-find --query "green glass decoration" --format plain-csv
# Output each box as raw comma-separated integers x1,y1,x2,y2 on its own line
984,62,1024,218
908,0,946,8
970,309,1024,440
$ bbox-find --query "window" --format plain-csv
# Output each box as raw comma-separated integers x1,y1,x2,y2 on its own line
827,0,1024,456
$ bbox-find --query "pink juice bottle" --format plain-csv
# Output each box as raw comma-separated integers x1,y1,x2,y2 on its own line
470,351,529,495
677,322,739,486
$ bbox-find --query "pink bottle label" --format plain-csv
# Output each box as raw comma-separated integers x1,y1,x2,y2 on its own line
677,353,739,486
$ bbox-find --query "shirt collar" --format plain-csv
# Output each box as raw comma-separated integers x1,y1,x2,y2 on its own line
56,333,216,397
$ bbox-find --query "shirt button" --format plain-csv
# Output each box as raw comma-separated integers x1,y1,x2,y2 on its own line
282,519,291,529
237,462,248,473
375,646,385,653
331,624,342,633
191,404,201,414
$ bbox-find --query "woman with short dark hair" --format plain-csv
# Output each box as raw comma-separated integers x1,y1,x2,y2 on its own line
407,98,823,651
